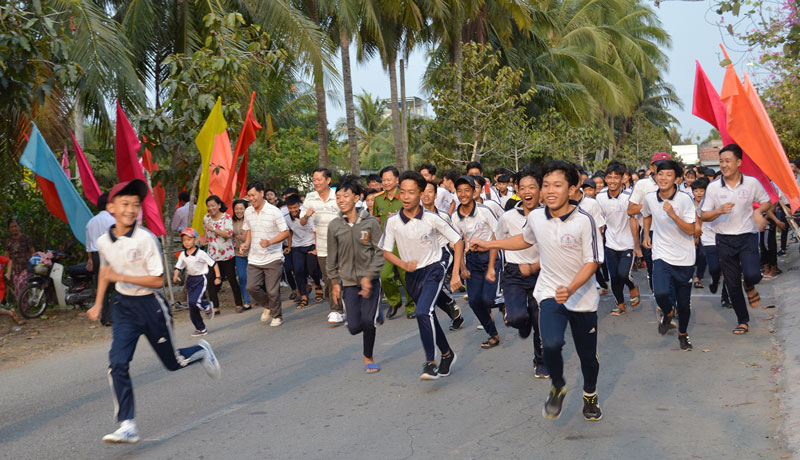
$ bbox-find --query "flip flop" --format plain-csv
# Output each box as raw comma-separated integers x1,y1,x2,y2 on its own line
745,287,760,308
732,325,749,335
364,363,380,374
630,287,640,307
611,307,626,316
296,298,308,309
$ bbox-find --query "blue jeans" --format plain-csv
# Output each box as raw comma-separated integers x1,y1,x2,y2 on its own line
465,251,500,338
652,259,693,334
234,256,251,305
539,298,599,393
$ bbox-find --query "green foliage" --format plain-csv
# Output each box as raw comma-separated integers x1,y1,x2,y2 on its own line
249,127,325,192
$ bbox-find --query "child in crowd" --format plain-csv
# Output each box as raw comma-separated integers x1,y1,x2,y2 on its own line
173,228,220,337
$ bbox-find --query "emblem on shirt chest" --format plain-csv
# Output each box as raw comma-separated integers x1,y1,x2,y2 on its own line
737,189,749,200
360,229,371,244
127,248,143,262
560,234,579,249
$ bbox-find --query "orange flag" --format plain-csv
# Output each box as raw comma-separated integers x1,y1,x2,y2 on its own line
222,92,262,213
719,45,800,212
209,131,234,199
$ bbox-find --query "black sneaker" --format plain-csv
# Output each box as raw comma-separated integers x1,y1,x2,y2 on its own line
658,312,672,335
420,362,439,380
446,300,460,320
450,315,465,330
722,299,733,309
533,363,550,379
387,304,400,319
709,282,719,294
438,351,457,377
678,334,693,351
582,393,603,421
519,317,533,339
778,249,786,256
543,385,567,419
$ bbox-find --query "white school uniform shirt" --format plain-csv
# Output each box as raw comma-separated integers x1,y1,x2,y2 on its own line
641,188,696,266
521,204,603,312
596,189,634,251
85,210,116,252
300,189,339,257
496,188,513,209
453,203,499,242
495,203,539,264
701,174,770,235
175,248,215,276
285,212,316,247
480,199,505,219
577,194,605,230
435,187,453,214
96,224,164,296
380,208,462,270
433,208,457,248
698,201,717,247
629,176,658,205
242,203,289,266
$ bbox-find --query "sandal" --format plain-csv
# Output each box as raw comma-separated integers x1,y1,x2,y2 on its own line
235,306,244,313
611,306,626,316
745,287,760,308
315,286,324,302
289,291,298,301
481,335,500,349
364,363,381,374
630,287,640,307
296,297,308,309
732,325,749,335
694,281,704,289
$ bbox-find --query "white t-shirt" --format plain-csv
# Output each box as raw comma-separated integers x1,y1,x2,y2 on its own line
285,212,316,248
629,176,658,205
698,201,717,247
701,174,770,235
453,203,498,242
596,189,634,251
642,188,696,266
578,194,605,230
175,248,215,276
242,203,289,266
85,210,116,252
521,205,603,312
300,189,339,257
480,199,505,219
435,187,453,214
380,208,461,270
96,224,164,296
496,204,539,264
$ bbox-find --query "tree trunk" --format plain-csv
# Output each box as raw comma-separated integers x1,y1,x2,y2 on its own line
340,30,359,175
309,1,329,168
387,57,405,170
453,37,463,164
73,96,84,148
400,58,409,169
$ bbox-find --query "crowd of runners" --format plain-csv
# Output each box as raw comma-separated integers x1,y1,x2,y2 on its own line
58,142,799,442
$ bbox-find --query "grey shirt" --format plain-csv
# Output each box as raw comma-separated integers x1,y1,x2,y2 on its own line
326,208,385,287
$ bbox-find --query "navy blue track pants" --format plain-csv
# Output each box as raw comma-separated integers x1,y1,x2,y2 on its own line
464,251,500,337
405,262,452,362
500,264,543,365
341,279,382,359
539,298,599,393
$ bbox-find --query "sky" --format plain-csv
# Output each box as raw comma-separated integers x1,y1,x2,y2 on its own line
324,0,750,141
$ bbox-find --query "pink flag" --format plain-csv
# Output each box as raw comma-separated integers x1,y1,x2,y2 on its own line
115,102,166,236
61,146,70,178
70,131,101,205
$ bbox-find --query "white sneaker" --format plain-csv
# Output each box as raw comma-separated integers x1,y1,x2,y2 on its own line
260,309,271,323
280,281,289,288
197,339,221,379
327,311,344,325
477,325,484,330
270,317,283,327
102,420,139,443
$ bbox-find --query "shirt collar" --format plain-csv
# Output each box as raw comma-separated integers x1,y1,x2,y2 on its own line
399,207,424,223
382,190,400,201
656,186,678,202
607,188,622,199
544,200,580,221
456,202,477,220
514,201,526,216
722,174,744,189
108,223,136,243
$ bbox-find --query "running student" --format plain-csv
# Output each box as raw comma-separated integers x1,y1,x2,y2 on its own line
642,160,696,351
421,180,465,330
381,171,463,380
471,161,603,422
595,161,641,315
452,175,502,349
173,228,219,337
87,179,220,444
494,167,548,379
692,178,732,309
327,177,385,374
285,194,322,309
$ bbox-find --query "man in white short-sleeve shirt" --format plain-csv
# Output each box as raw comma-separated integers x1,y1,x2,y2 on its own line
700,144,771,334
471,161,603,423
642,161,697,350
241,182,290,326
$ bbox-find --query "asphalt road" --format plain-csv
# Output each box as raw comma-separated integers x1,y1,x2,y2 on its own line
0,266,791,460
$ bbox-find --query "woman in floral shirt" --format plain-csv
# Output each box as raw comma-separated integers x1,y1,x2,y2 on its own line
232,199,251,312
203,195,243,314
5,218,34,298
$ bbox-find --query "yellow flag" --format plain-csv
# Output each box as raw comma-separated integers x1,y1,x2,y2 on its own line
192,97,228,235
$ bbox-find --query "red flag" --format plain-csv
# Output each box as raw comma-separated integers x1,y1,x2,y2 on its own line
223,92,262,213
36,175,68,223
691,61,778,203
70,131,101,205
141,137,158,173
718,47,800,211
115,102,166,236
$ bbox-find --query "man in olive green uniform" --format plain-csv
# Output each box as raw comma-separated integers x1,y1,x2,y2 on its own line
373,166,416,318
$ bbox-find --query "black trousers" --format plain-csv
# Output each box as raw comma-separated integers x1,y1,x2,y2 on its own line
207,258,243,309
717,233,761,325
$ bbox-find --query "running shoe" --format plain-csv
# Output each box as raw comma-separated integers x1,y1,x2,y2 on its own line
191,329,208,337
204,302,215,320
722,299,732,309
709,281,719,294
102,420,139,443
386,304,401,319
533,363,550,379
270,317,283,327
328,311,344,325
450,314,465,330
420,362,440,380
678,334,693,351
198,339,221,379
658,313,671,336
260,309,272,323
438,351,457,377
543,385,567,419
582,393,603,421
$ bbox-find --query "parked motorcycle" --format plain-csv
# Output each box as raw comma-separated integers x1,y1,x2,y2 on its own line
17,251,96,319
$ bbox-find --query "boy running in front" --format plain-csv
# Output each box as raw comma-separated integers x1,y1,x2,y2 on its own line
173,228,219,337
471,161,604,421
327,177,386,373
381,171,464,380
87,179,220,443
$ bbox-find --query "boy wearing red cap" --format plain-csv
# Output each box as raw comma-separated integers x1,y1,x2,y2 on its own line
173,228,220,337
87,180,221,444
